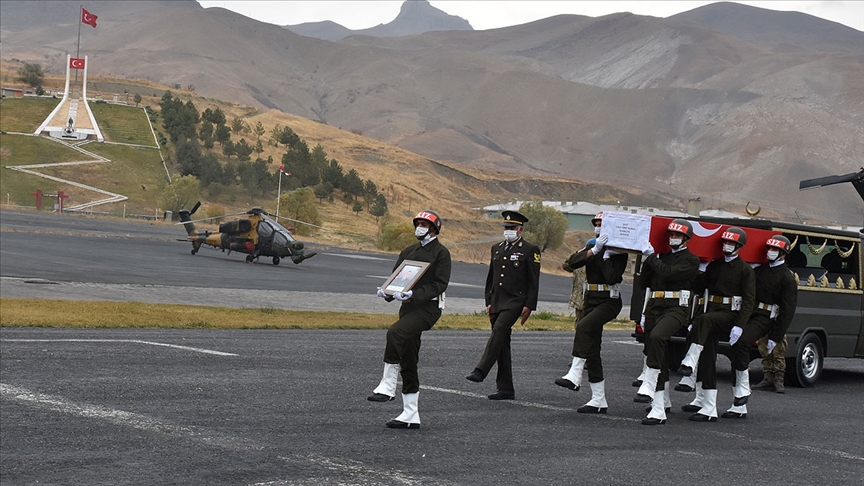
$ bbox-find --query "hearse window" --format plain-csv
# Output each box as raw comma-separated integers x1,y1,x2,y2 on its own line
784,232,860,290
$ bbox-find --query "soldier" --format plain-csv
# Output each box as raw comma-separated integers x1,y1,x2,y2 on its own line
753,336,788,393
723,235,797,418
555,212,630,414
678,227,755,422
465,210,541,400
567,238,595,323
368,210,451,429
637,219,701,426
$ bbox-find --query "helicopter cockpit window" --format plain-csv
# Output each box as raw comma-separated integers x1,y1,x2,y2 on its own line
257,221,274,240
273,230,290,248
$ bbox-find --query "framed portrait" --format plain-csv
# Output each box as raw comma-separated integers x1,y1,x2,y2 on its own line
381,260,430,295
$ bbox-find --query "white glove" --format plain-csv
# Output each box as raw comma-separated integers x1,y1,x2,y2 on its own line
767,339,777,354
603,249,623,260
393,290,413,301
729,326,743,345
376,288,387,298
642,243,654,257
640,314,646,326
591,234,608,255
687,324,693,333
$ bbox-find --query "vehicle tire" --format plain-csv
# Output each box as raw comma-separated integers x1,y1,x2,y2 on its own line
272,257,280,265
787,332,823,387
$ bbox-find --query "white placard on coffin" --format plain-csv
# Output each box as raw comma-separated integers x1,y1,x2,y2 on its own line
601,211,652,253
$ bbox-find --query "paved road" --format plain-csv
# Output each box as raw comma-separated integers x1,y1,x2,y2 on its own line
0,210,632,316
1,328,862,485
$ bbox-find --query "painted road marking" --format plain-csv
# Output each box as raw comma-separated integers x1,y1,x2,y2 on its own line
1,384,442,483
1,339,238,356
419,385,864,462
323,253,392,261
0,383,261,451
367,275,484,289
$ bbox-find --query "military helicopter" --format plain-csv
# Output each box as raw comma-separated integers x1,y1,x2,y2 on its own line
178,202,317,265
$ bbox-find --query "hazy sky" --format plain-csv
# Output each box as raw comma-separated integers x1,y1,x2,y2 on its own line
197,1,864,32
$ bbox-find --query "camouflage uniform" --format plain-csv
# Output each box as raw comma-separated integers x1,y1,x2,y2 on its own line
569,266,587,324
755,335,788,393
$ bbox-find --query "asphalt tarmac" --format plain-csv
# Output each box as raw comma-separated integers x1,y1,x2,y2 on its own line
0,210,602,316
2,328,863,485
2,210,863,485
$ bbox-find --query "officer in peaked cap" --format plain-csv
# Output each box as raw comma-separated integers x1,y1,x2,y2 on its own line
465,210,541,400
501,210,529,227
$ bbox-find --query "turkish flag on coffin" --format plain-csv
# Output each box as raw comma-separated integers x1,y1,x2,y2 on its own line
649,216,776,264
69,57,85,70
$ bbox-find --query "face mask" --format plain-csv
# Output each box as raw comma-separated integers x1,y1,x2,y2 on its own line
594,226,601,236
669,237,683,249
415,226,429,239
767,250,780,261
503,229,519,243
722,243,737,255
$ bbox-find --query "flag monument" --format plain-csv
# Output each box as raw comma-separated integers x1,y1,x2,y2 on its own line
34,6,103,142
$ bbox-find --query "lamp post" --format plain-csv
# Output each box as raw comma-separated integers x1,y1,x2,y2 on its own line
276,166,290,219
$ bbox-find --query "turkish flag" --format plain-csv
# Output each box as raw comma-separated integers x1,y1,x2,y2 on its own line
82,8,97,28
69,57,86,70
648,216,775,264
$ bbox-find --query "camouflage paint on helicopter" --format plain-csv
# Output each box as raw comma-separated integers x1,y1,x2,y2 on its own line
178,203,316,265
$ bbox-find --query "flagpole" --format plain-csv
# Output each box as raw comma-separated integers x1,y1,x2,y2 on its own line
75,5,82,85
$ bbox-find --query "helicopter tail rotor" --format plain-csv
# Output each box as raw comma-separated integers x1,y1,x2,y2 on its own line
178,201,201,236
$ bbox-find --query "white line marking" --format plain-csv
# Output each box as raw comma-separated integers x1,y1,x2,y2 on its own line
367,276,484,289
420,386,864,461
324,253,392,261
0,383,262,451
0,339,238,356
611,340,643,346
421,385,638,422
1,383,445,484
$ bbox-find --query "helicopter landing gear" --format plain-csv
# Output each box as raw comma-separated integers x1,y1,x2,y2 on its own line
245,254,255,263
272,256,280,265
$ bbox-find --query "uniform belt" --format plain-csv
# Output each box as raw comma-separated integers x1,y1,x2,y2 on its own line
586,284,611,291
651,291,679,299
756,302,775,311
697,295,741,305
754,301,778,319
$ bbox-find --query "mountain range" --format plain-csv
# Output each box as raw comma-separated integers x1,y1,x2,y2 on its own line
1,0,861,225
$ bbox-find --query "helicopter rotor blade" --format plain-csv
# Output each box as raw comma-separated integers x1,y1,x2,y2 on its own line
175,211,250,225
271,214,335,232
189,201,201,215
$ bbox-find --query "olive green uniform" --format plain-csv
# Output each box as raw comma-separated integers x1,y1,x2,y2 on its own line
640,248,701,388
734,262,797,373
475,238,541,393
382,238,451,394
692,256,755,390
564,248,628,383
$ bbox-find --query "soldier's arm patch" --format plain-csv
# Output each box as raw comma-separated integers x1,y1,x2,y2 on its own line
533,252,541,263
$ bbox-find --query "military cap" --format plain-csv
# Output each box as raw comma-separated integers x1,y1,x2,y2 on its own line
501,210,529,227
